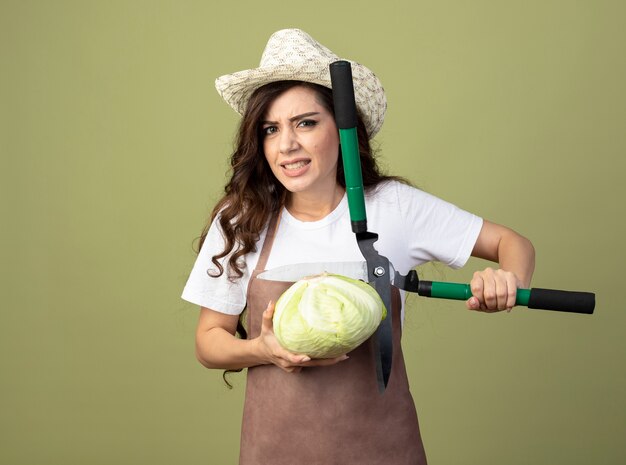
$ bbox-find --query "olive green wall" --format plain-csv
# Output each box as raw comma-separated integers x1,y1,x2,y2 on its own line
2,1,624,464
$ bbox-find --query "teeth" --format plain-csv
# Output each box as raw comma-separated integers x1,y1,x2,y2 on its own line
283,160,309,170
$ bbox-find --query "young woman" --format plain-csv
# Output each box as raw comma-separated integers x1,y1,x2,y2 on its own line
182,29,535,465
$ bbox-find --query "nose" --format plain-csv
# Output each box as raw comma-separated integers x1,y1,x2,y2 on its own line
278,127,299,155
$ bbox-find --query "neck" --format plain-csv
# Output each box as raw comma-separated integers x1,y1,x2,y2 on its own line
286,184,345,222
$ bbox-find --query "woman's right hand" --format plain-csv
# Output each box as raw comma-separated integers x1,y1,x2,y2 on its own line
256,300,348,373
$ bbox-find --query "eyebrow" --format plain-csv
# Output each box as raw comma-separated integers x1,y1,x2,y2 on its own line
261,112,320,125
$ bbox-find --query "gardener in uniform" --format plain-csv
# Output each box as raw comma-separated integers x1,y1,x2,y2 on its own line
182,28,535,465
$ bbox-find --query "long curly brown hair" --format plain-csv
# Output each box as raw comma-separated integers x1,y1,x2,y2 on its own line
198,80,403,281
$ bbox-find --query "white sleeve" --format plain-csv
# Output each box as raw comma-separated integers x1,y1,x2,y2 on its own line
396,182,483,269
180,217,247,314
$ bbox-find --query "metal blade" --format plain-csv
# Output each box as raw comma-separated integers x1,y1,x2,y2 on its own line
356,231,393,393
257,261,368,282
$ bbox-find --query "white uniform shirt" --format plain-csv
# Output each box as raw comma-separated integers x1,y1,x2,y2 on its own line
182,181,483,316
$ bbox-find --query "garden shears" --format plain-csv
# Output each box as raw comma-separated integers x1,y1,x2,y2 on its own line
259,61,596,393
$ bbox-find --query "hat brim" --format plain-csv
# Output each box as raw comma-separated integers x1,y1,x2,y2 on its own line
215,60,386,138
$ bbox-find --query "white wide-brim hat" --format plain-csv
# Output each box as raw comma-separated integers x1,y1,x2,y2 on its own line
215,28,386,138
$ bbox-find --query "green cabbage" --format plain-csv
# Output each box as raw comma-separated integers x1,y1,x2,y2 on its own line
273,273,387,359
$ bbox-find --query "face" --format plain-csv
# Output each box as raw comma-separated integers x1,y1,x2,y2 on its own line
261,86,340,197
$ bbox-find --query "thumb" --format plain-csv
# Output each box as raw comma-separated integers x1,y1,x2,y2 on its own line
261,300,275,331
466,296,480,310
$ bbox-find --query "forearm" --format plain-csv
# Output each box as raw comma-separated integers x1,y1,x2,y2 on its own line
472,220,536,288
195,327,266,370
495,231,535,288
195,304,347,372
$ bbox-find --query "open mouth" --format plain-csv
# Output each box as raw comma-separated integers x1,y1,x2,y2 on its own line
282,160,311,170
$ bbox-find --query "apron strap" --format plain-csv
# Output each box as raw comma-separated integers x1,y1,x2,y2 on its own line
255,211,281,272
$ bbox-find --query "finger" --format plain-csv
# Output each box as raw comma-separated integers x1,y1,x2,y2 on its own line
505,273,517,310
273,352,309,370
481,269,498,310
264,300,275,318
261,300,275,331
495,273,509,310
470,271,486,310
493,270,518,311
291,354,311,364
276,349,310,365
466,296,480,310
300,355,349,367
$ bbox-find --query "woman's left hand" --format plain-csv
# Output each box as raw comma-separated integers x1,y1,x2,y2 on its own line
466,267,522,312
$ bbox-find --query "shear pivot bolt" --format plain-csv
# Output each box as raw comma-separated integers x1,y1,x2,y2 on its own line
374,266,386,277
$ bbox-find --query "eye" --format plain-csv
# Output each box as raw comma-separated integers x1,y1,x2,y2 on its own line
297,119,317,128
262,126,278,136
